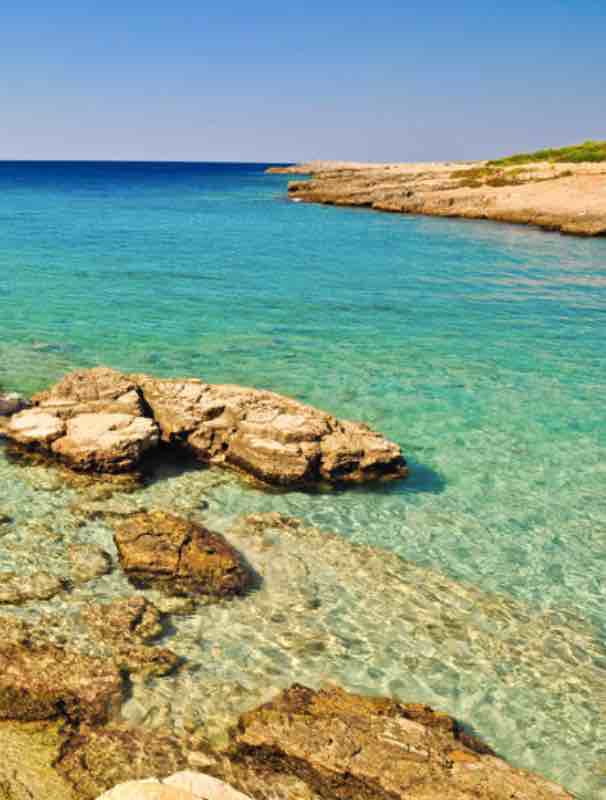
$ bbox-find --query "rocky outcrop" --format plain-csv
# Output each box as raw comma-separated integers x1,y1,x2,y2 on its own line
0,679,573,800
113,512,250,598
225,684,572,800
282,160,606,237
6,368,159,472
137,374,406,486
3,368,408,486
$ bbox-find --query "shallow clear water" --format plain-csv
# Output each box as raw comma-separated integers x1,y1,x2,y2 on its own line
1,162,605,797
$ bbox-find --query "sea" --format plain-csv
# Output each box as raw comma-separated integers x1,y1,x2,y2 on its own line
0,161,605,798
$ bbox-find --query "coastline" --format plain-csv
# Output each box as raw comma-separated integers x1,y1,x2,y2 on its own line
1,370,606,798
268,160,606,236
2,163,606,799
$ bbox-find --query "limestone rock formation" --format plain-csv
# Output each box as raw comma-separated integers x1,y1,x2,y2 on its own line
6,368,158,472
137,374,406,485
3,368,408,486
226,684,572,800
7,409,67,446
113,512,250,597
51,412,160,472
283,160,606,237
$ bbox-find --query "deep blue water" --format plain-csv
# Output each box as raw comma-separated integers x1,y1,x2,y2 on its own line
1,162,606,797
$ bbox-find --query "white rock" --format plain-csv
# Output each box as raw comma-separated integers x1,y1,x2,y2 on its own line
165,771,253,800
95,773,254,800
96,780,195,800
8,409,65,444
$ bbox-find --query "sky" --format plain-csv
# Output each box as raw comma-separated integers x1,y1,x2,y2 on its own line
1,0,605,162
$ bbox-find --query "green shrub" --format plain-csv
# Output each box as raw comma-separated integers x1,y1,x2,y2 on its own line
488,140,606,166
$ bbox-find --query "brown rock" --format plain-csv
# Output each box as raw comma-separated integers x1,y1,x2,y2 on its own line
56,724,190,800
79,596,180,679
33,366,144,416
0,639,123,725
227,684,572,800
113,512,250,597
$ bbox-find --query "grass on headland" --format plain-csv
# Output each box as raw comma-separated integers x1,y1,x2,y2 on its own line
449,164,575,189
488,140,606,166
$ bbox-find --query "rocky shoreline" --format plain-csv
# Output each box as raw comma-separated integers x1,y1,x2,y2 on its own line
0,631,574,800
0,374,590,799
268,160,606,236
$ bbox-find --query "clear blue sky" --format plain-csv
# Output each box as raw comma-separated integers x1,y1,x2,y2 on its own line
1,0,605,162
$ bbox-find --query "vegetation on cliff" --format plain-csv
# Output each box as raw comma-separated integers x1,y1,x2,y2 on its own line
489,139,606,166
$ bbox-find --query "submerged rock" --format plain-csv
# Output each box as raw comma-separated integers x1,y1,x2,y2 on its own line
80,596,165,643
226,684,572,800
0,638,123,725
113,512,250,598
0,719,76,800
0,570,65,604
69,543,113,584
4,367,407,486
79,595,180,679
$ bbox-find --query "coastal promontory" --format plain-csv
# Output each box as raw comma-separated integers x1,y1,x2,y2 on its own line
269,142,606,236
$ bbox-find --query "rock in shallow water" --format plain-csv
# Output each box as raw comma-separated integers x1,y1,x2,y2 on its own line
52,412,160,472
4,367,408,486
225,684,572,800
113,511,250,598
0,638,122,725
79,595,181,679
0,570,65,604
57,724,191,799
69,543,113,584
0,720,76,800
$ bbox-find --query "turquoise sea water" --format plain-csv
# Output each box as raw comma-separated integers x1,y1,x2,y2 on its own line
1,162,605,797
